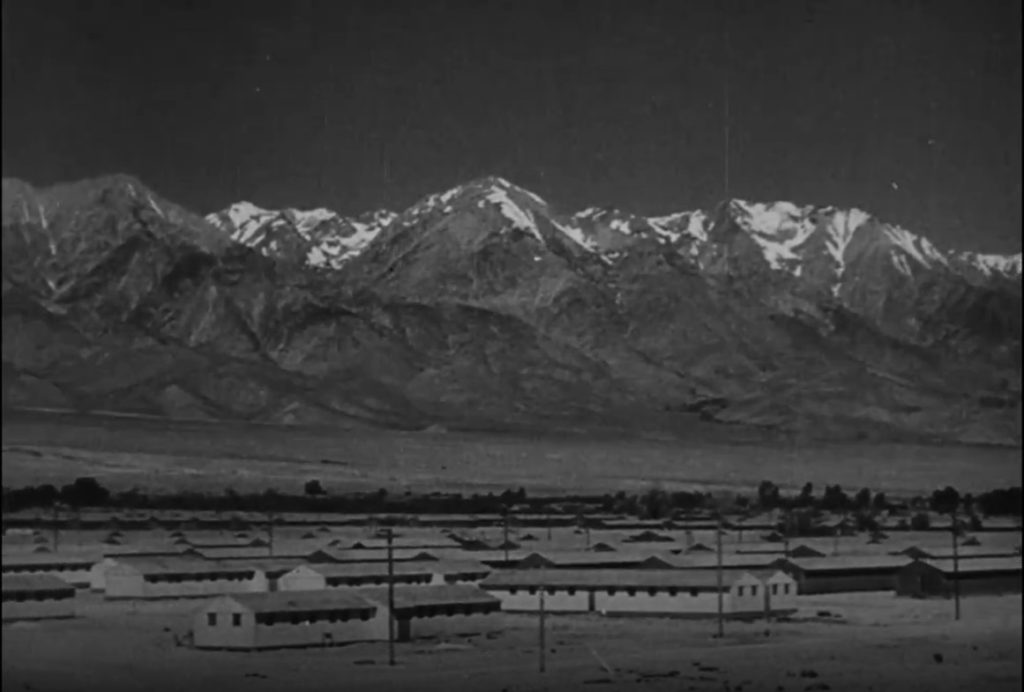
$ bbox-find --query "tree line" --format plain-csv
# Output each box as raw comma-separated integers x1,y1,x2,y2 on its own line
1,477,1020,520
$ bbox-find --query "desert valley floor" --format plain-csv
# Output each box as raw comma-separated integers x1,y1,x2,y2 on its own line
3,592,1021,692
2,410,1021,496
2,412,1021,691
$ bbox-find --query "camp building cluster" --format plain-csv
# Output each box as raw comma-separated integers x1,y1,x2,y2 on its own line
2,508,1021,650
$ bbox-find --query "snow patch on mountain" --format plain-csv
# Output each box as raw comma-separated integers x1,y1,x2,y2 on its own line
575,207,603,220
950,251,1023,279
482,187,544,243
208,202,277,243
881,226,948,276
648,210,708,249
206,201,397,269
609,218,633,235
729,200,816,272
551,218,599,252
206,179,1021,288
36,202,48,231
292,208,337,235
819,207,869,274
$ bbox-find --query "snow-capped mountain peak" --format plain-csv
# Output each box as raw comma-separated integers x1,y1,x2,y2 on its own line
723,199,818,272
878,225,949,276
206,201,396,269
206,180,1022,294
949,250,1023,281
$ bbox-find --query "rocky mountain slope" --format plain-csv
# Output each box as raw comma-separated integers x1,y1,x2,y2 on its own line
3,174,1020,445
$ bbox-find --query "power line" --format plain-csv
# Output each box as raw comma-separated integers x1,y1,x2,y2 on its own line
715,515,724,638
951,512,961,621
387,528,395,663
539,564,547,673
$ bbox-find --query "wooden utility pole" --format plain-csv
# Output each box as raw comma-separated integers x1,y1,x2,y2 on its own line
951,512,961,621
387,527,396,665
267,512,275,557
539,565,547,673
763,578,771,626
716,515,724,638
503,512,510,564
783,513,791,558
52,503,60,553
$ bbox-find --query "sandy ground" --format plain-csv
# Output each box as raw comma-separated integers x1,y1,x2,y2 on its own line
2,592,1020,692
4,412,1021,496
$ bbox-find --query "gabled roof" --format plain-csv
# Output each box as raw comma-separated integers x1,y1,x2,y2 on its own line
623,531,674,543
355,584,501,613
773,556,910,572
2,553,96,568
428,549,533,565
102,545,190,558
480,569,753,591
307,548,439,564
110,558,262,577
516,551,657,568
185,538,268,549
788,545,828,558
597,519,668,528
185,547,307,561
920,557,1023,575
894,545,1019,560
345,537,462,550
2,574,76,594
242,559,313,577
225,589,377,616
654,553,781,570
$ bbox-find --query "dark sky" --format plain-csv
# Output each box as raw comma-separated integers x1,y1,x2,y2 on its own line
2,0,1021,252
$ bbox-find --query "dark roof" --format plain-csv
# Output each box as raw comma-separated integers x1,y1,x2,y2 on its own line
355,584,501,615
893,546,933,558
102,545,191,558
226,590,377,616
345,537,461,550
186,548,308,561
480,569,756,591
111,558,262,577
301,560,489,579
243,560,314,577
598,519,668,529
1,554,95,568
308,548,439,564
2,574,75,595
517,551,655,568
921,557,1023,575
774,556,910,573
789,545,828,558
898,547,1018,560
186,539,266,549
655,554,781,570
623,531,674,542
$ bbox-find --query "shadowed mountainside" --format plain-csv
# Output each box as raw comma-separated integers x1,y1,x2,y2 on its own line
2,174,1020,445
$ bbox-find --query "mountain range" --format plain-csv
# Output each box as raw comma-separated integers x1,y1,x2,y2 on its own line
2,174,1021,446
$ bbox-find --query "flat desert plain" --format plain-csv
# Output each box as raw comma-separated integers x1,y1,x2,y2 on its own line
2,592,1020,692
2,411,1021,495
